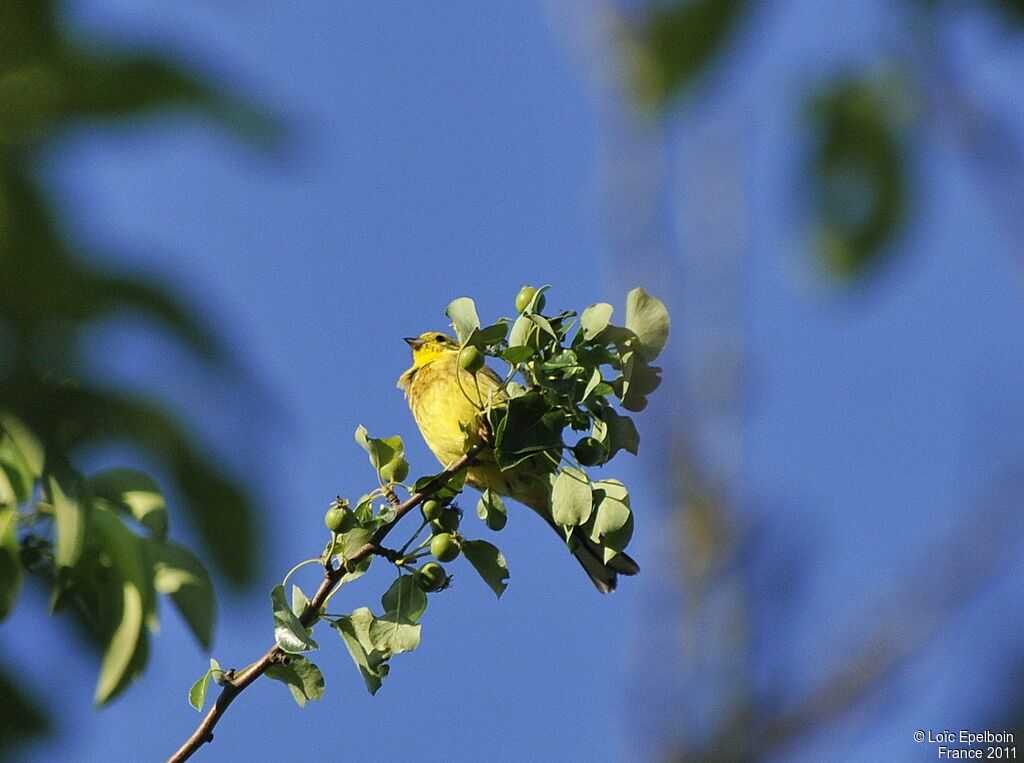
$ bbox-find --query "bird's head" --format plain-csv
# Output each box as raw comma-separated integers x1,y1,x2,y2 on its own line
404,331,459,368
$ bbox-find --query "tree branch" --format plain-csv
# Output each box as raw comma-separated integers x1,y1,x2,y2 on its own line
166,444,484,763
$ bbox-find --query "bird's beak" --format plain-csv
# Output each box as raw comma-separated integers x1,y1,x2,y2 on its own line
404,337,424,349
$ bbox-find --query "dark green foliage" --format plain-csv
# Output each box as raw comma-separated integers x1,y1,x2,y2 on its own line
810,75,909,278
626,0,747,108
0,0,276,736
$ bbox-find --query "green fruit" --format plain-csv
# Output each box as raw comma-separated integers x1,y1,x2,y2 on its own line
421,499,443,521
459,346,484,373
324,507,347,532
430,533,460,562
380,458,409,483
573,437,606,466
515,285,542,313
416,562,447,592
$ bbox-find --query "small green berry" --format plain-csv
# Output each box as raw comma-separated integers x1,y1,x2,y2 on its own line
573,437,606,467
430,533,460,562
459,346,484,373
416,562,447,592
421,499,443,521
324,507,346,532
516,285,544,313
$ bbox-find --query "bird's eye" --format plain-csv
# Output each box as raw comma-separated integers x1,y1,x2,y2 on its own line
435,334,445,342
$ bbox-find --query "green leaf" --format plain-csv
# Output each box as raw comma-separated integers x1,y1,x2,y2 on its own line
291,584,309,619
625,288,670,361
508,314,534,349
593,407,640,458
465,321,508,349
188,668,212,712
265,654,325,708
45,464,85,569
354,426,405,474
589,480,631,540
461,539,510,598
89,469,168,538
368,614,421,655
334,525,374,563
412,468,467,504
0,506,22,620
270,584,318,654
148,540,216,650
579,303,613,341
334,608,385,695
95,581,145,705
381,575,427,623
618,353,663,412
582,368,603,402
501,345,535,364
0,434,34,505
445,297,481,345
492,393,566,470
476,489,508,531
551,467,592,528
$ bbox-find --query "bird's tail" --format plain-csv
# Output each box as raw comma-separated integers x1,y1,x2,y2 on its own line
564,525,640,593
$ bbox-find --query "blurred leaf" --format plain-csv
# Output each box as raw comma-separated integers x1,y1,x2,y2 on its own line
552,467,593,528
461,539,510,598
266,654,325,708
626,0,746,108
381,575,427,624
0,433,34,505
45,462,86,570
0,412,43,477
270,585,318,654
89,469,168,539
0,662,49,754
0,506,21,620
445,297,481,345
810,75,908,278
148,539,216,650
94,581,145,706
89,504,155,616
39,385,258,585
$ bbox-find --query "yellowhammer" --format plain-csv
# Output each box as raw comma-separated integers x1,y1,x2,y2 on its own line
398,331,639,592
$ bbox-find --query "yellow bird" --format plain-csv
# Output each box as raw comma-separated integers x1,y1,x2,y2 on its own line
398,331,639,592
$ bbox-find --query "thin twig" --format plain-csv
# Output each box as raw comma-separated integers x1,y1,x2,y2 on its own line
166,443,484,763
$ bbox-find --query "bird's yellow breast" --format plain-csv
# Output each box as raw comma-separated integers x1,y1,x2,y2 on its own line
399,351,500,467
